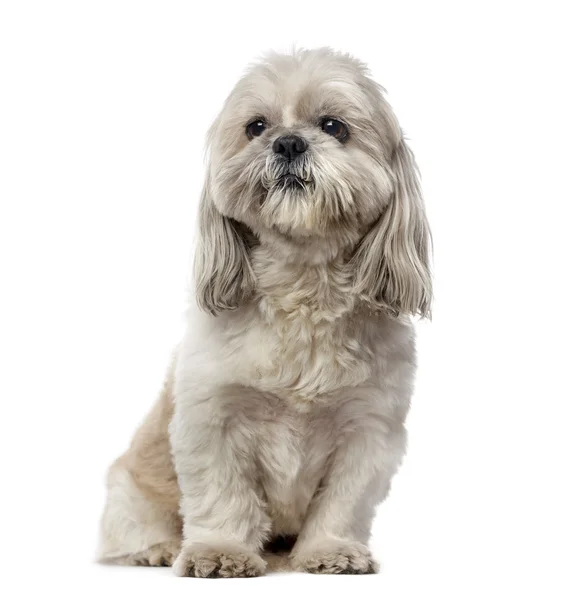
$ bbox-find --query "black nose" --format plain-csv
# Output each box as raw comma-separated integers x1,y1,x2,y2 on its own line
272,135,308,160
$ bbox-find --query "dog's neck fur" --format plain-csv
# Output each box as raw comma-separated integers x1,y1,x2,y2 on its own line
243,235,375,403
251,236,356,322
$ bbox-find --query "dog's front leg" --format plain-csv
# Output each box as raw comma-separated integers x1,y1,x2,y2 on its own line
170,386,270,578
291,412,407,574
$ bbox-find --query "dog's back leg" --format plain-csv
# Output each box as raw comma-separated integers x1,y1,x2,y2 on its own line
96,353,182,566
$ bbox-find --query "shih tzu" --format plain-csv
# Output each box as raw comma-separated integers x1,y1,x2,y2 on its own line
97,47,432,577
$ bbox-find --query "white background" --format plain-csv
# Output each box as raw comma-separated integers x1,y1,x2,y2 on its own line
1,1,560,598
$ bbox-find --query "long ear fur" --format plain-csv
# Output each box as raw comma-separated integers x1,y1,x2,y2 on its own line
352,137,433,318
194,178,255,316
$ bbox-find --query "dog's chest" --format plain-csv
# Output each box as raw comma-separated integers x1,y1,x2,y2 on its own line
240,304,370,402
235,261,373,402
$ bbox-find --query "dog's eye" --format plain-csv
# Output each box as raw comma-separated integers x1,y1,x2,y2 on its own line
321,118,348,142
246,119,267,140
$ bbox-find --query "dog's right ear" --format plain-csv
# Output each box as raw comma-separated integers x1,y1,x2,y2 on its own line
194,177,255,316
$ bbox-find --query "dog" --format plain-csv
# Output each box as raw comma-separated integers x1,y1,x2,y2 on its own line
97,47,432,577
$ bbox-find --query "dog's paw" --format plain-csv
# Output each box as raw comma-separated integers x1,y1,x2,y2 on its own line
114,540,181,567
172,542,267,578
144,541,181,566
291,540,379,575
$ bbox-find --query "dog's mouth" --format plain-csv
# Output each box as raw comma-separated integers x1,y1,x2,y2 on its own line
260,157,314,199
274,167,315,191
278,173,307,189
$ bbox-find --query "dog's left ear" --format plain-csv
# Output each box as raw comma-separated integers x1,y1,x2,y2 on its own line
351,136,432,318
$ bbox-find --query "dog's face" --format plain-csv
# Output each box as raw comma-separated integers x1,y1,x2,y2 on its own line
208,50,396,242
196,49,432,318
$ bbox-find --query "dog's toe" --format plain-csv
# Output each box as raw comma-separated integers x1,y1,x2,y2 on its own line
291,540,379,575
146,541,181,566
173,542,266,578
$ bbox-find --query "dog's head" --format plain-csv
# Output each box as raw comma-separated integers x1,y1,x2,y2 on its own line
195,48,432,317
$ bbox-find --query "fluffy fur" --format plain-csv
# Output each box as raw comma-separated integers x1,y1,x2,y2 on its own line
97,48,432,577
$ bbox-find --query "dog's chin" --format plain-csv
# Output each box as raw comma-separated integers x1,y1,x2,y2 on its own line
259,191,344,241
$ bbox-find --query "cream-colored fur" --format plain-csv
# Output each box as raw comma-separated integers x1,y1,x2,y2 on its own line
97,48,432,577
97,355,182,564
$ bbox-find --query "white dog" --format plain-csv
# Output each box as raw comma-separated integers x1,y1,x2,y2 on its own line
97,47,432,577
